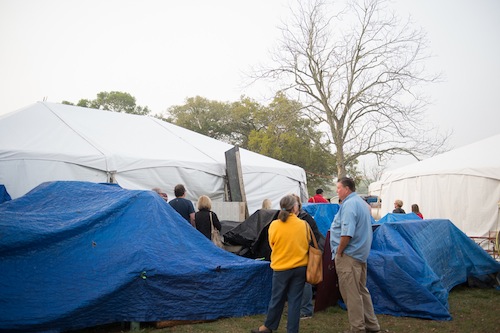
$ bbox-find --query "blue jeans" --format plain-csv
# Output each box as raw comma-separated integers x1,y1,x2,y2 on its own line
264,266,306,333
300,282,313,316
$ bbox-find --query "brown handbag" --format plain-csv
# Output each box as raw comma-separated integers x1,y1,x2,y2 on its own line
306,222,323,285
210,212,224,248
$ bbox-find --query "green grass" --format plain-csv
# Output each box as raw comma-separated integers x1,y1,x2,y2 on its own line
73,285,499,333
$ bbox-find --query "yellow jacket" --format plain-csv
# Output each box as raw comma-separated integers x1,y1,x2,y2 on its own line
268,213,310,271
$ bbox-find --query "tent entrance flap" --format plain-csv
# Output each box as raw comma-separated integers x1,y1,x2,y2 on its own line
225,146,249,219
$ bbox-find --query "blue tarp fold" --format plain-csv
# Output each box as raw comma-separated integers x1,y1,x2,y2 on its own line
0,181,272,333
376,212,421,224
0,185,10,204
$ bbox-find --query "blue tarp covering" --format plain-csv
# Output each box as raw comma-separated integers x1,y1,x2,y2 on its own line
302,203,339,236
0,185,11,204
0,181,273,333
368,219,500,320
303,203,376,235
377,212,421,224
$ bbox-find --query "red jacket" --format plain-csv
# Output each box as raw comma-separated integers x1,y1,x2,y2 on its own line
308,194,329,203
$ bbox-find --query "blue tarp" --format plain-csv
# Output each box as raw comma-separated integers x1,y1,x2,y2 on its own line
368,219,500,320
0,181,273,333
303,203,377,235
0,185,11,204
302,203,339,236
377,212,421,224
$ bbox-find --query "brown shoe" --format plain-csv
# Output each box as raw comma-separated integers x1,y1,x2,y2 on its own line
251,327,272,333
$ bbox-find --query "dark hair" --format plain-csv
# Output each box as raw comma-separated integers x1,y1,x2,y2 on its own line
278,194,297,222
411,204,420,213
174,184,186,197
315,188,324,194
338,177,356,192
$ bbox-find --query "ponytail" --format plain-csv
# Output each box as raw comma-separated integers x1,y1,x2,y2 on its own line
278,194,297,222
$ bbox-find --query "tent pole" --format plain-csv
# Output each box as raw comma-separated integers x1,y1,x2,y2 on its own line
225,146,249,219
107,170,117,183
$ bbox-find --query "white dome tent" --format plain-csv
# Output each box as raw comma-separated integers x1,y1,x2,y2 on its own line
369,134,500,237
0,102,308,214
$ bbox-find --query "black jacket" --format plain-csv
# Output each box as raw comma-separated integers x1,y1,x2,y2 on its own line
195,209,221,240
298,210,326,251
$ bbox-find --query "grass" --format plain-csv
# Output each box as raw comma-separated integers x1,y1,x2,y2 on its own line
77,285,499,333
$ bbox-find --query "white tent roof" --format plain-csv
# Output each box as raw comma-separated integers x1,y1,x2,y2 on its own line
370,134,500,236
0,102,308,213
379,134,500,183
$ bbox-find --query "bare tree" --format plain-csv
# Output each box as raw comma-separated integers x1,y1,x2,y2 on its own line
257,0,449,178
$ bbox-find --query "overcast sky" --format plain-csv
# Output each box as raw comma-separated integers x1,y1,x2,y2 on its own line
1,0,499,170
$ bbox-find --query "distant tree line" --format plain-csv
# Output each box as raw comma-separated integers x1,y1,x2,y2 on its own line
62,91,150,115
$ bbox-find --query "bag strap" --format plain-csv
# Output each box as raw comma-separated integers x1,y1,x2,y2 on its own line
210,212,214,230
305,222,319,250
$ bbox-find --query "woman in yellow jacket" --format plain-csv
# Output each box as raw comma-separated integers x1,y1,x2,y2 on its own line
251,194,310,333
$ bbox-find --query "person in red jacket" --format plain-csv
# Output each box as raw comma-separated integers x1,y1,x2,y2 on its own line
308,188,329,203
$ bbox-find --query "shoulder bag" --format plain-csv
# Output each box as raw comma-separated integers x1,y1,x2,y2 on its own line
305,222,323,285
210,212,224,248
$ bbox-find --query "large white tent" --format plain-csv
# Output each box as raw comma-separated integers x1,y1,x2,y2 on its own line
369,134,500,237
0,102,308,213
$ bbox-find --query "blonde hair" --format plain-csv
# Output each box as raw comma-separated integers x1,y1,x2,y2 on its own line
197,195,212,210
394,199,403,208
262,199,272,209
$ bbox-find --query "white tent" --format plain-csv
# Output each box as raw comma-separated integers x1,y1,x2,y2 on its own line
0,102,308,213
369,134,500,237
